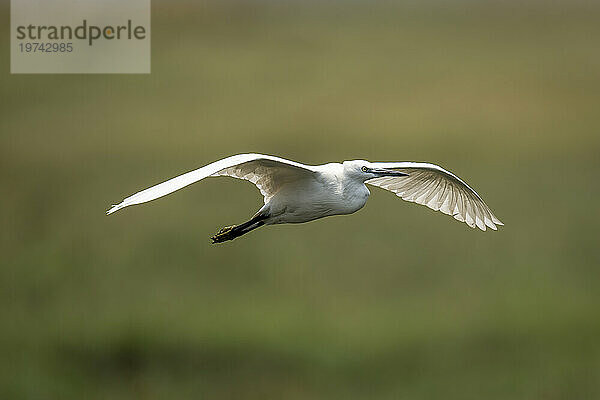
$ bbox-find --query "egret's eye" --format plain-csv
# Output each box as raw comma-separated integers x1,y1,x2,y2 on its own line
361,166,368,172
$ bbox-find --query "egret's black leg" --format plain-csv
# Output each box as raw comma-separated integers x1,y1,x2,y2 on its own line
211,213,268,244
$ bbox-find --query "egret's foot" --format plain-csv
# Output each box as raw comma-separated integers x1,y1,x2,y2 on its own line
211,225,237,244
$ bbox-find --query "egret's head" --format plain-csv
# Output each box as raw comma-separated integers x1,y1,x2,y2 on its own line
343,160,408,182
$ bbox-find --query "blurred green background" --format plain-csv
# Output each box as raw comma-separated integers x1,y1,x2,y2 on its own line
2,1,600,399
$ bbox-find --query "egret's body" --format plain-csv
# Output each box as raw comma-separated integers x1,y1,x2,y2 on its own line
265,163,369,224
107,154,502,243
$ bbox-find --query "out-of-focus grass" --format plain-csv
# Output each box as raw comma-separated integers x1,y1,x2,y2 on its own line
2,1,600,399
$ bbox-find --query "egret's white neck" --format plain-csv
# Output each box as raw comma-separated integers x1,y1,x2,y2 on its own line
341,175,370,211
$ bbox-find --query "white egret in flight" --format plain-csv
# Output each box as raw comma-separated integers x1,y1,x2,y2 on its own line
107,154,503,243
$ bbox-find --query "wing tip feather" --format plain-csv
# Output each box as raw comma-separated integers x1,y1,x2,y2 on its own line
106,203,125,215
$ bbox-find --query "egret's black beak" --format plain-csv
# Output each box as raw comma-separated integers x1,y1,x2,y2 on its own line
368,168,408,177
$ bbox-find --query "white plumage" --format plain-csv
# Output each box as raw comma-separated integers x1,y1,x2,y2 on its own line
107,153,502,243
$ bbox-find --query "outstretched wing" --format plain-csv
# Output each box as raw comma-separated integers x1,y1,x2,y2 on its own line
366,162,503,231
107,153,317,215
